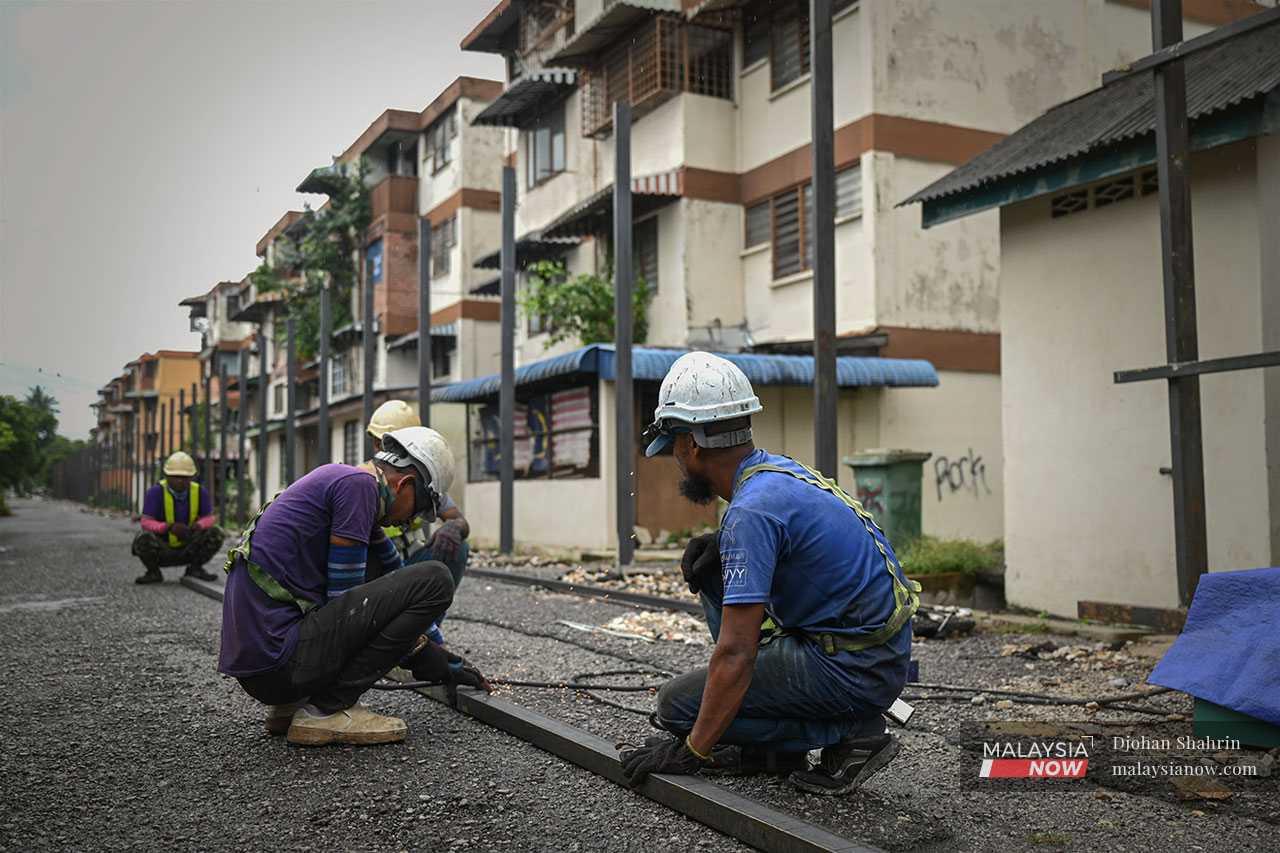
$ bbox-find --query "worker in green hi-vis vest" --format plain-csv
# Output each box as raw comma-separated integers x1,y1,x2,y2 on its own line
132,451,224,585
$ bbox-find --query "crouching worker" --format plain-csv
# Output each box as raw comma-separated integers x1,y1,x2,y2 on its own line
132,451,224,585
217,426,490,747
618,353,920,795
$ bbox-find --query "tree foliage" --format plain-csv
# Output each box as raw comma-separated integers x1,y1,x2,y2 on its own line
0,386,71,512
519,260,654,349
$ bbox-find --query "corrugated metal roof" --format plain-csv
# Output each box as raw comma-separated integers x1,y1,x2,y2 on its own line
546,0,681,66
471,69,578,128
903,23,1280,208
541,171,685,239
473,232,580,270
430,344,938,403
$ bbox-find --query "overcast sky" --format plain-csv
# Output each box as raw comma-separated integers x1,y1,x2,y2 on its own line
0,0,502,438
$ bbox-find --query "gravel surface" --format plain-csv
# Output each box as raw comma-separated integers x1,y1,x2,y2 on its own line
0,499,747,853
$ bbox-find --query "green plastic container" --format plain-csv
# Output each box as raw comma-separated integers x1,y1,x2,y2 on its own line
1193,699,1280,748
843,449,932,549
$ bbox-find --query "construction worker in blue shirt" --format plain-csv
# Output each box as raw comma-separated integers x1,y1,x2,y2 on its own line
618,352,920,795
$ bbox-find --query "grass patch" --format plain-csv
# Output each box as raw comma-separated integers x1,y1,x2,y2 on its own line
1028,831,1071,846
899,536,1003,575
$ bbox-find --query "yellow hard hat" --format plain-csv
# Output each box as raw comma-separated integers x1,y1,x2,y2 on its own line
367,399,420,439
163,451,197,477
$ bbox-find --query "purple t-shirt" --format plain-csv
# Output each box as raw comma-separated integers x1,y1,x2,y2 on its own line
141,482,212,522
218,464,382,677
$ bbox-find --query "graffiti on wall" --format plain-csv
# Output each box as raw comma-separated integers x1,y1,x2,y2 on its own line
856,483,886,516
934,449,992,501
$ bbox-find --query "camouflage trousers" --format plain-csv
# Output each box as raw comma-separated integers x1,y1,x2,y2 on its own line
131,527,225,571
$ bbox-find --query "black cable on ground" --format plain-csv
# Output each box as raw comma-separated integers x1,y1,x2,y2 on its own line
446,613,678,675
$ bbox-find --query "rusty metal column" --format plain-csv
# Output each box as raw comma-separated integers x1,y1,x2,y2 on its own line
810,0,838,477
237,350,249,524
318,278,331,463
362,255,375,460
1152,0,1208,605
258,330,268,507
499,165,516,554
613,100,635,570
419,217,433,429
285,315,297,484
218,362,229,523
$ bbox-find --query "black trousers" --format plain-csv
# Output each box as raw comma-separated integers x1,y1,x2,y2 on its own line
237,561,454,714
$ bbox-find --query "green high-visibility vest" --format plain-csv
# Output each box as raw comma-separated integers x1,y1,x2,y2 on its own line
161,479,200,548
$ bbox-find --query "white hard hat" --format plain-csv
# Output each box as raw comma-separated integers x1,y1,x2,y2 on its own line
644,351,762,457
374,426,455,518
367,399,420,439
163,451,198,477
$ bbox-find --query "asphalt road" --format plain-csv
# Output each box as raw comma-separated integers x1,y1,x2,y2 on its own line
3,498,1276,852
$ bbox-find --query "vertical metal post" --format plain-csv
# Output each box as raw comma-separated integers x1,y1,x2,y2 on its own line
159,400,168,471
419,217,433,429
189,382,198,453
258,330,268,507
168,398,175,470
499,165,516,554
203,371,213,489
614,101,636,570
362,253,375,460
810,0,838,478
238,349,249,524
178,388,186,451
318,278,332,463
218,362,228,523
1151,0,1207,606
286,314,297,485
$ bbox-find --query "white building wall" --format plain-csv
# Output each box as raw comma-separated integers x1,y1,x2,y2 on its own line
1000,141,1272,617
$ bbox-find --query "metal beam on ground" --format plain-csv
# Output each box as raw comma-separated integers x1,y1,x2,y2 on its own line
1152,0,1208,606
286,315,297,485
419,217,432,429
318,279,331,463
613,100,636,571
362,258,375,461
810,0,838,478
238,350,249,524
465,567,703,615
500,165,516,554
258,330,268,508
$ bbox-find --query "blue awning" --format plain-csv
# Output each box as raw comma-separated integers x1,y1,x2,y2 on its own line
430,344,938,403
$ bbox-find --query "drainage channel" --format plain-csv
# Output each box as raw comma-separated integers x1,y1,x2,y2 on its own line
180,575,883,853
466,567,703,615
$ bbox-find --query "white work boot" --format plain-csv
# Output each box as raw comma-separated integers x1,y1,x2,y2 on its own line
265,701,307,736
286,703,408,746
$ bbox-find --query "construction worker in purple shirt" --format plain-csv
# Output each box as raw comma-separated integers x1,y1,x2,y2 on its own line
132,451,224,585
618,352,919,795
218,426,489,746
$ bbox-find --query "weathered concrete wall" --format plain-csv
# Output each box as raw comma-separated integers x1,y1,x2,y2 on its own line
458,95,507,197
1260,134,1280,562
1000,141,1270,617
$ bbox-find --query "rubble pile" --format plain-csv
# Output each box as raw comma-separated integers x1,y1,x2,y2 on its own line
560,567,698,602
601,611,710,645
1000,639,1139,672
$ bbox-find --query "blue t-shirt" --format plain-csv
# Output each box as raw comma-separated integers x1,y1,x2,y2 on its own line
719,449,911,703
218,464,382,677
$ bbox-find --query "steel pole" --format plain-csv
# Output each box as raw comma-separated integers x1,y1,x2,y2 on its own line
159,400,168,474
238,349,249,524
811,0,838,478
189,382,198,453
218,362,228,523
286,315,297,484
258,330,268,507
613,101,636,570
419,217,433,428
203,370,212,490
1152,0,1207,606
178,387,186,451
318,278,332,463
499,165,516,554
362,254,375,460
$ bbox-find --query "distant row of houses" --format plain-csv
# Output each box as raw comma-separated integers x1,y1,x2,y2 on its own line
91,0,1279,619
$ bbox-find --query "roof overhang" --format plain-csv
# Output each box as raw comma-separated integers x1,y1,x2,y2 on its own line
546,0,681,66
461,0,519,53
179,294,208,317
471,69,578,128
231,290,285,324
431,344,939,404
297,163,352,195
473,233,581,270
255,211,305,257
386,324,460,352
541,171,683,239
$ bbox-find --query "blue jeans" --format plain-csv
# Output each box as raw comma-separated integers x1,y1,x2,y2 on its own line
655,584,910,752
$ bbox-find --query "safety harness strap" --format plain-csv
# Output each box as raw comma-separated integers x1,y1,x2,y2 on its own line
222,495,317,614
161,480,200,548
736,459,921,654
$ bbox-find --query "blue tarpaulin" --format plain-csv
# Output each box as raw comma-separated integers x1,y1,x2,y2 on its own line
1148,567,1280,726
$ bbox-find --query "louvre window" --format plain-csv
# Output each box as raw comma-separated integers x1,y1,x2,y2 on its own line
773,188,804,278
634,217,659,292
744,202,770,247
431,216,457,278
342,421,359,466
424,108,457,174
525,104,566,189
582,17,732,137
835,164,861,218
469,385,598,482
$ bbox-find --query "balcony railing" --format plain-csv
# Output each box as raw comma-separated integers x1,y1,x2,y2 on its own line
370,175,418,221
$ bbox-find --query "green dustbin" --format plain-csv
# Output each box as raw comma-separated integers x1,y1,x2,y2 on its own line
843,449,932,548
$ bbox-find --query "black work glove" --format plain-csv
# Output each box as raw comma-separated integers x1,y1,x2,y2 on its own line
170,522,192,542
680,532,721,595
618,735,708,786
430,519,466,564
403,637,492,693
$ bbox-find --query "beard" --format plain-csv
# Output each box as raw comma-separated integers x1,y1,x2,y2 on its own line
679,472,717,505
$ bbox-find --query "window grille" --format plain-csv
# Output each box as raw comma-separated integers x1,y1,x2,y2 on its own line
1050,189,1089,218
581,16,732,138
1093,176,1136,208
